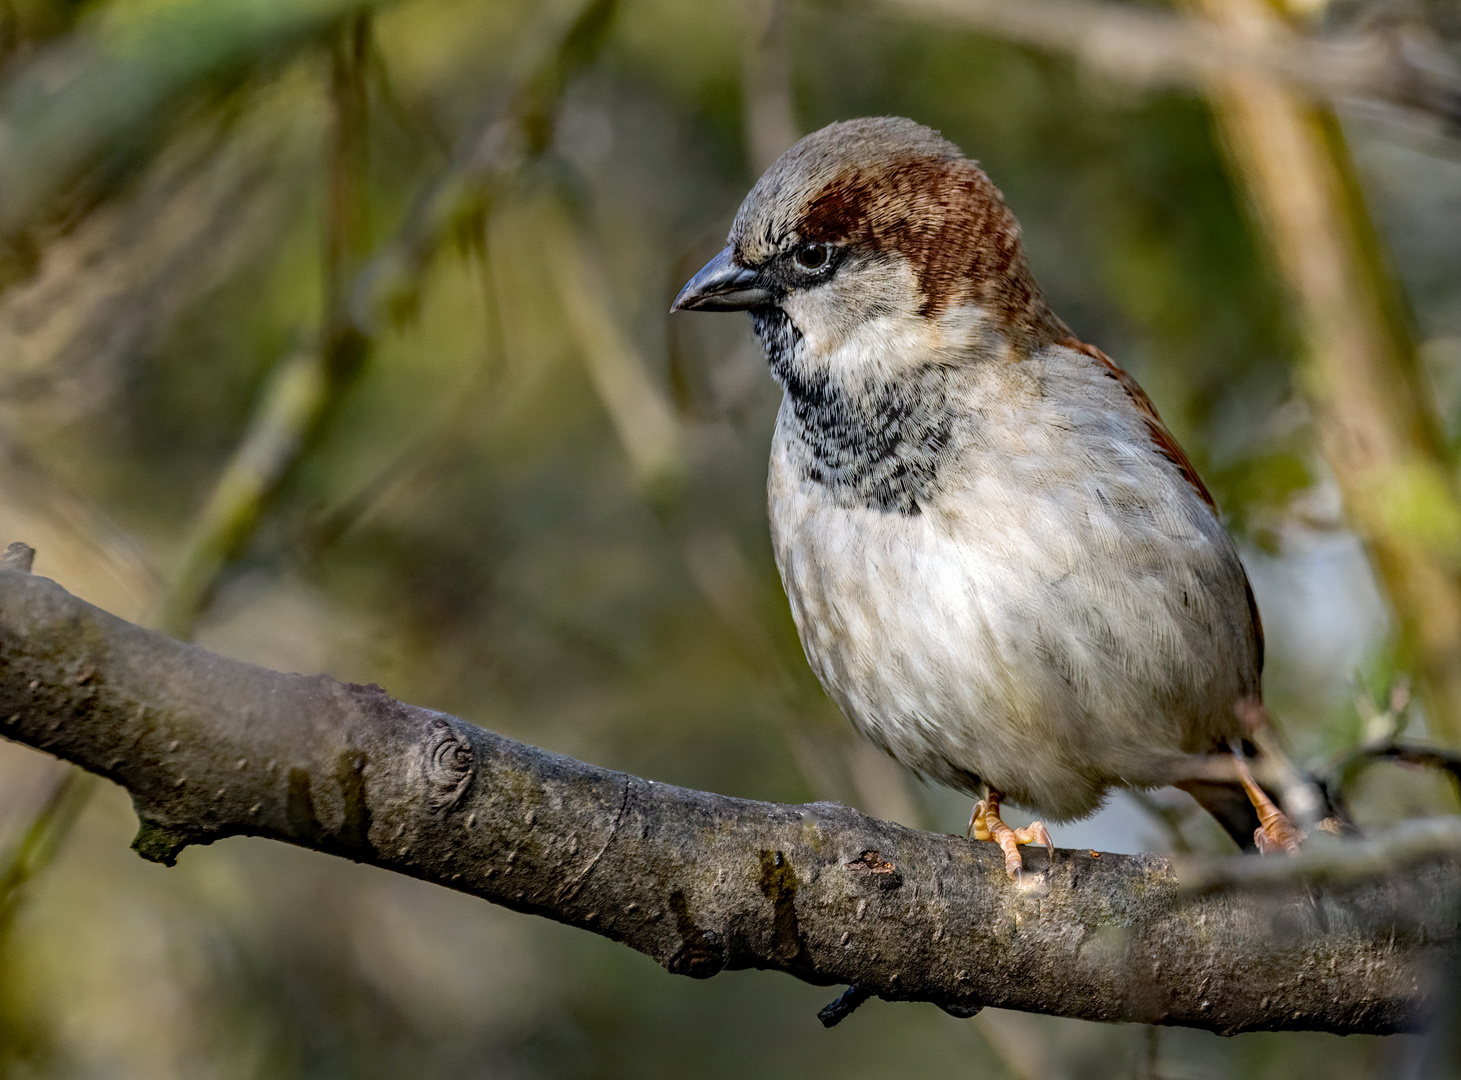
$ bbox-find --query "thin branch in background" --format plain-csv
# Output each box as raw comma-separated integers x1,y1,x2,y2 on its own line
1126,789,1197,855
1336,742,1461,794
0,0,621,942
1186,0,1461,744
865,0,1461,139
0,0,85,69
364,28,451,169
970,1010,1057,1080
0,93,320,455
0,3,16,65
546,209,687,499
0,436,159,617
843,739,925,827
1357,675,1414,744
150,342,337,636
546,198,815,664
299,230,506,557
1323,690,1461,812
1176,814,1461,894
154,14,373,639
1317,678,1453,809
545,204,792,675
0,0,399,244
0,764,96,933
665,0,798,420
302,0,621,550
742,0,800,173
351,0,619,336
0,12,377,939
323,15,372,350
1134,1025,1162,1080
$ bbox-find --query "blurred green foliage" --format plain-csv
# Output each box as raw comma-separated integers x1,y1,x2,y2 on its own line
0,0,1458,1076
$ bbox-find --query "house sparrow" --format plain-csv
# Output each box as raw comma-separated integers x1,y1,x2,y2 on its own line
673,117,1299,873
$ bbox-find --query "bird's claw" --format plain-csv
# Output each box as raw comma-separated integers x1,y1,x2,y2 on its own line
1232,751,1302,854
969,795,1054,877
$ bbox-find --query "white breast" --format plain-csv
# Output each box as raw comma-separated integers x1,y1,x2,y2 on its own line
766,344,1260,821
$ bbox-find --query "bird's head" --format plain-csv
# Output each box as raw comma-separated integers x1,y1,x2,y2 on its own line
673,117,1068,382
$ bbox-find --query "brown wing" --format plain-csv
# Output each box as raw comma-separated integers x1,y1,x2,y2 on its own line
1063,338,1217,512
1063,337,1264,674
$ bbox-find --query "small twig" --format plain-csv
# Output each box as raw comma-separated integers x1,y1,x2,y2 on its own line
1125,789,1196,854
818,985,872,1027
1328,741,1461,804
0,541,33,573
1176,816,1461,895
0,768,98,931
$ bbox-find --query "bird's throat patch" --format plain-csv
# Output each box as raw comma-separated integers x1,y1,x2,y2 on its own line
752,307,952,516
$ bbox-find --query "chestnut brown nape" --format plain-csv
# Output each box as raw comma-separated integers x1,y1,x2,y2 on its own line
737,121,1070,343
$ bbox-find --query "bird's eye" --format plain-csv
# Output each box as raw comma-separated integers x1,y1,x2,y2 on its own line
792,243,831,272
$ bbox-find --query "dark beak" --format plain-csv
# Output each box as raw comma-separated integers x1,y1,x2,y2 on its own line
671,246,773,312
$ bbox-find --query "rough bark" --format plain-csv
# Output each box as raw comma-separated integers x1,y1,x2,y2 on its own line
0,566,1454,1035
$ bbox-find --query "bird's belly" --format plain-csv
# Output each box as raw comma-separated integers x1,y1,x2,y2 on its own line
768,457,1257,821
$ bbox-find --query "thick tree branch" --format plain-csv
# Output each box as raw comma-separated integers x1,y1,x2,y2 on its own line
0,565,1453,1035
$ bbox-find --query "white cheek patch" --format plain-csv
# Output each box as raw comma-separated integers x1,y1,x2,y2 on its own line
782,281,1010,389
781,257,922,360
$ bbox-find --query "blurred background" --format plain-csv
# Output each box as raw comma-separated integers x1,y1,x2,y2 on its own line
1,0,1460,1076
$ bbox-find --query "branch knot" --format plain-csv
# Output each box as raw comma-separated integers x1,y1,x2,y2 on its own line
424,718,474,814
844,849,902,889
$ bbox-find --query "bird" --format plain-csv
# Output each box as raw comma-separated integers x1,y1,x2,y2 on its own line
672,116,1305,875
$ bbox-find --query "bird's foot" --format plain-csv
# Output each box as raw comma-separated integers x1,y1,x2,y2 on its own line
1232,753,1302,854
967,793,1054,877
